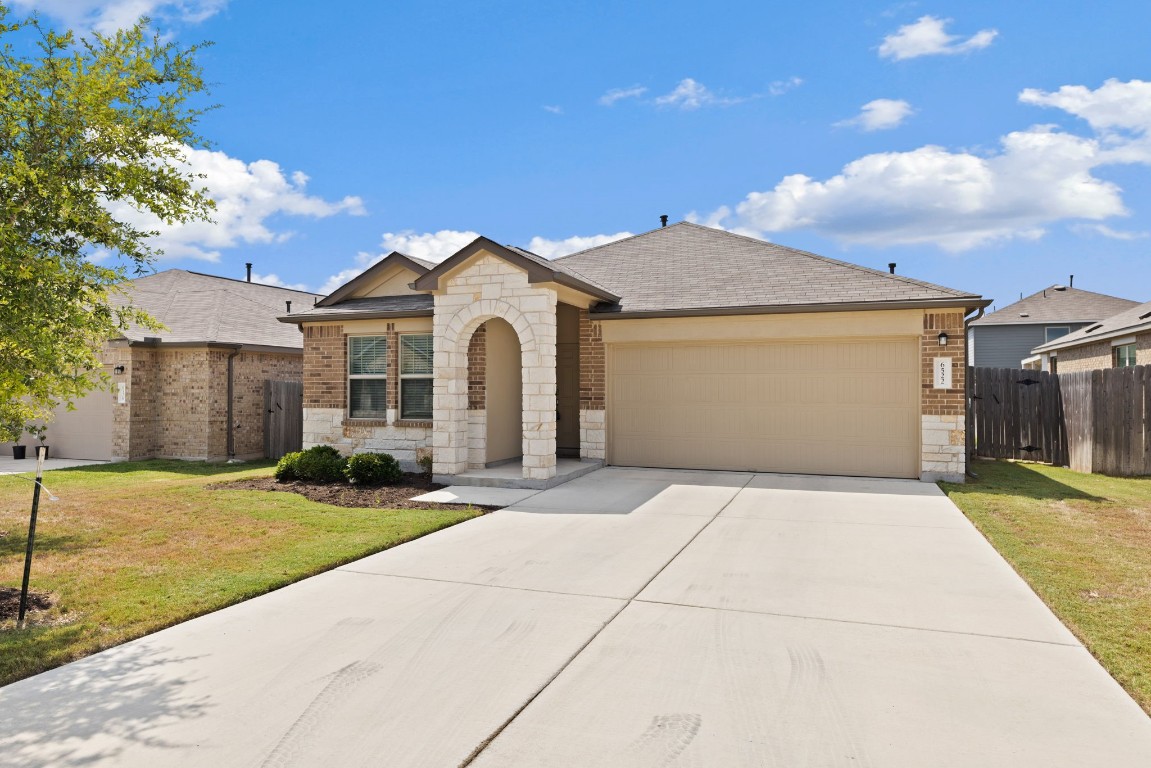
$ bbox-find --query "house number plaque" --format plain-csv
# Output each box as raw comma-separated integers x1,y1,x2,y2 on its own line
933,357,952,389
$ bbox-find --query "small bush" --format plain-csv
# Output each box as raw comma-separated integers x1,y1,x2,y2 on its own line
417,453,432,477
294,446,348,484
274,451,303,481
345,452,403,485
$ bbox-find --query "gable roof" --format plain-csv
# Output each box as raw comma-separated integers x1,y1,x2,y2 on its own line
971,285,1139,327
1033,298,1151,354
116,269,322,349
316,251,436,308
280,294,435,323
556,222,984,316
411,237,620,302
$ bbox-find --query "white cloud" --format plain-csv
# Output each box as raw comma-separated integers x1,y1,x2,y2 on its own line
768,77,804,96
11,0,227,33
598,85,648,106
878,15,998,60
1079,224,1150,241
542,105,563,115
698,80,1151,252
835,98,915,131
526,232,634,259
250,272,311,291
107,145,365,262
379,229,481,263
654,78,751,110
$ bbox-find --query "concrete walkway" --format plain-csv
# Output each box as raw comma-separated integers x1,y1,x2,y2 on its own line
2,468,1150,767
0,454,111,475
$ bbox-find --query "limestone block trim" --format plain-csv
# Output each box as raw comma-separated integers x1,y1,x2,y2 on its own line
920,414,964,483
304,406,431,470
579,409,605,460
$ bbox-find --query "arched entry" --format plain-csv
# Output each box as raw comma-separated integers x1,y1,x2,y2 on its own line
482,318,523,464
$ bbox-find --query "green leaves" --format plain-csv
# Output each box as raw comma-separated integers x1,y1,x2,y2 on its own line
0,5,213,426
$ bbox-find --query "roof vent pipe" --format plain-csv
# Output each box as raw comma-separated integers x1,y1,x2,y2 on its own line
888,263,896,274
1070,274,1074,287
285,300,291,313
245,263,252,282
660,215,668,227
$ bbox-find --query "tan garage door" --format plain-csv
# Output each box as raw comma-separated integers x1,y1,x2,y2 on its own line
608,338,919,478
49,384,114,460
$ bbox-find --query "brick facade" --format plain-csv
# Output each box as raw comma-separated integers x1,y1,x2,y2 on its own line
303,324,346,409
467,323,487,411
1055,333,1151,372
919,311,966,482
578,309,606,460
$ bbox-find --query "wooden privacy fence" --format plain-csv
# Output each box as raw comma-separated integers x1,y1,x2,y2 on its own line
970,365,1151,476
264,380,303,460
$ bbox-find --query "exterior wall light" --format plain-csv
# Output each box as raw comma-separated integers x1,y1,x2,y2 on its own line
937,332,949,346
113,365,126,374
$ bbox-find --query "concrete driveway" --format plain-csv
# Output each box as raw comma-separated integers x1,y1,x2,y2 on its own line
2,468,1150,767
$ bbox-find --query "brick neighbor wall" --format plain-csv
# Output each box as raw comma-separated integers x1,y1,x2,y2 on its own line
920,311,966,482
1057,340,1115,373
231,351,304,458
578,309,606,460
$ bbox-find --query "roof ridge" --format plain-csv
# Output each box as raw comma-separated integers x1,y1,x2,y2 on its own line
182,269,322,296
552,221,686,262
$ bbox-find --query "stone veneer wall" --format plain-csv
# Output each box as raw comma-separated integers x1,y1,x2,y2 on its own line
578,309,605,460
432,254,557,481
920,311,966,482
300,321,432,468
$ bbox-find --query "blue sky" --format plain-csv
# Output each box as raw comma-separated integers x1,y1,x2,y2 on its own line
16,0,1151,311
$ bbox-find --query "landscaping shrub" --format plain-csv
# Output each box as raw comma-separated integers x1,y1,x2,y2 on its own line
344,452,403,485
274,451,302,481
294,446,348,484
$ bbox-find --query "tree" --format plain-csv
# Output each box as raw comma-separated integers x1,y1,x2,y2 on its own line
0,5,215,430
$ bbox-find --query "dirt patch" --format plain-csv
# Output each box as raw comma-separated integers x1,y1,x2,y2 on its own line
0,586,54,622
212,473,500,511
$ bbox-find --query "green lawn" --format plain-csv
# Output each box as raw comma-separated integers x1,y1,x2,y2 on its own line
942,460,1151,715
0,460,482,687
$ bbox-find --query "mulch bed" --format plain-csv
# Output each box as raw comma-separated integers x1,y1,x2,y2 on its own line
211,472,499,511
0,586,54,622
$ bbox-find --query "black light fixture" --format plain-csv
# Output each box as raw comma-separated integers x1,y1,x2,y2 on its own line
937,331,949,346
113,365,126,374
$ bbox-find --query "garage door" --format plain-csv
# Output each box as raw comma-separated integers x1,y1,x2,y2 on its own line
608,338,919,478
49,383,114,460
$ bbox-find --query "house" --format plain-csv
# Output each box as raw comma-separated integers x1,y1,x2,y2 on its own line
1030,298,1151,373
968,285,1138,369
46,269,321,462
280,222,989,484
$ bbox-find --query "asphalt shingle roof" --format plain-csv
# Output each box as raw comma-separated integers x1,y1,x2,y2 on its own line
555,222,981,313
286,294,434,320
971,285,1139,326
1033,298,1151,353
116,269,322,348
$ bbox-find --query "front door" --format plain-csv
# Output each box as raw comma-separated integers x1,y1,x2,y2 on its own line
556,342,580,456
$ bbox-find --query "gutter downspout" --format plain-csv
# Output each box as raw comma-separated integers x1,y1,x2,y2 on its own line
964,306,986,478
226,348,241,461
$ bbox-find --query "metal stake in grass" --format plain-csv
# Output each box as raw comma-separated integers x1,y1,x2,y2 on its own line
18,445,53,629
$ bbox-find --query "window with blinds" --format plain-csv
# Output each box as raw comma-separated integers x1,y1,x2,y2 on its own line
400,334,433,420
348,336,387,419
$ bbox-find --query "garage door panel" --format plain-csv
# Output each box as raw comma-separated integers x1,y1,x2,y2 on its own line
609,339,919,479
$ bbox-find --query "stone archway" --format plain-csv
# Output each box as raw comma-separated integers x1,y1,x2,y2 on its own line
432,294,557,481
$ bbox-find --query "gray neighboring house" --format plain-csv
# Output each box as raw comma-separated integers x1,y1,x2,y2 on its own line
969,285,1139,369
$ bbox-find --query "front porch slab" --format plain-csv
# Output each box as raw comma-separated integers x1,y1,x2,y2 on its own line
435,458,603,490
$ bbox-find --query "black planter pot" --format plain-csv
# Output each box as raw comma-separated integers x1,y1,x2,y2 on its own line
33,445,49,460
12,444,26,460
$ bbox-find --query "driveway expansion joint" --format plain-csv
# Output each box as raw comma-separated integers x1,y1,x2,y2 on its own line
335,567,624,603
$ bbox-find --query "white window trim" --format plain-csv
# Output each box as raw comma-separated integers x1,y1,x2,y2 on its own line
347,334,388,420
1110,335,1138,347
398,332,433,421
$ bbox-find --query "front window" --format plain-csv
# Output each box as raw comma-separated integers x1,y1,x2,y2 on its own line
1114,343,1137,368
1045,326,1070,343
348,336,388,419
399,334,433,420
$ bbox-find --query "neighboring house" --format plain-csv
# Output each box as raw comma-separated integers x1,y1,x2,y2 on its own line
47,269,321,462
1030,298,1151,373
968,285,1138,369
281,222,989,483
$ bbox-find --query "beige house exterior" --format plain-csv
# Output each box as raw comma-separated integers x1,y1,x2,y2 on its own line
283,223,988,484
44,270,319,462
1031,298,1151,373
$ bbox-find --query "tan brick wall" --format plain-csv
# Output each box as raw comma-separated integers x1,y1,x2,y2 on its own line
1141,332,1151,366
467,323,487,411
578,309,605,410
921,311,965,417
231,352,304,458
303,324,346,409
1056,340,1111,372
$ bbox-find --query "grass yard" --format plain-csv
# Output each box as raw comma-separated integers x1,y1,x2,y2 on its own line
941,460,1151,715
0,460,483,687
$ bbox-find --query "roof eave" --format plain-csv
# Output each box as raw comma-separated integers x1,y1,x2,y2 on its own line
1033,320,1151,353
278,309,435,324
590,297,989,320
315,251,429,308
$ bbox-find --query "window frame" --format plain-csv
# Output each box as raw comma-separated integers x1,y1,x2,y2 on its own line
347,334,389,420
1044,326,1071,344
1113,343,1137,368
398,332,434,421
